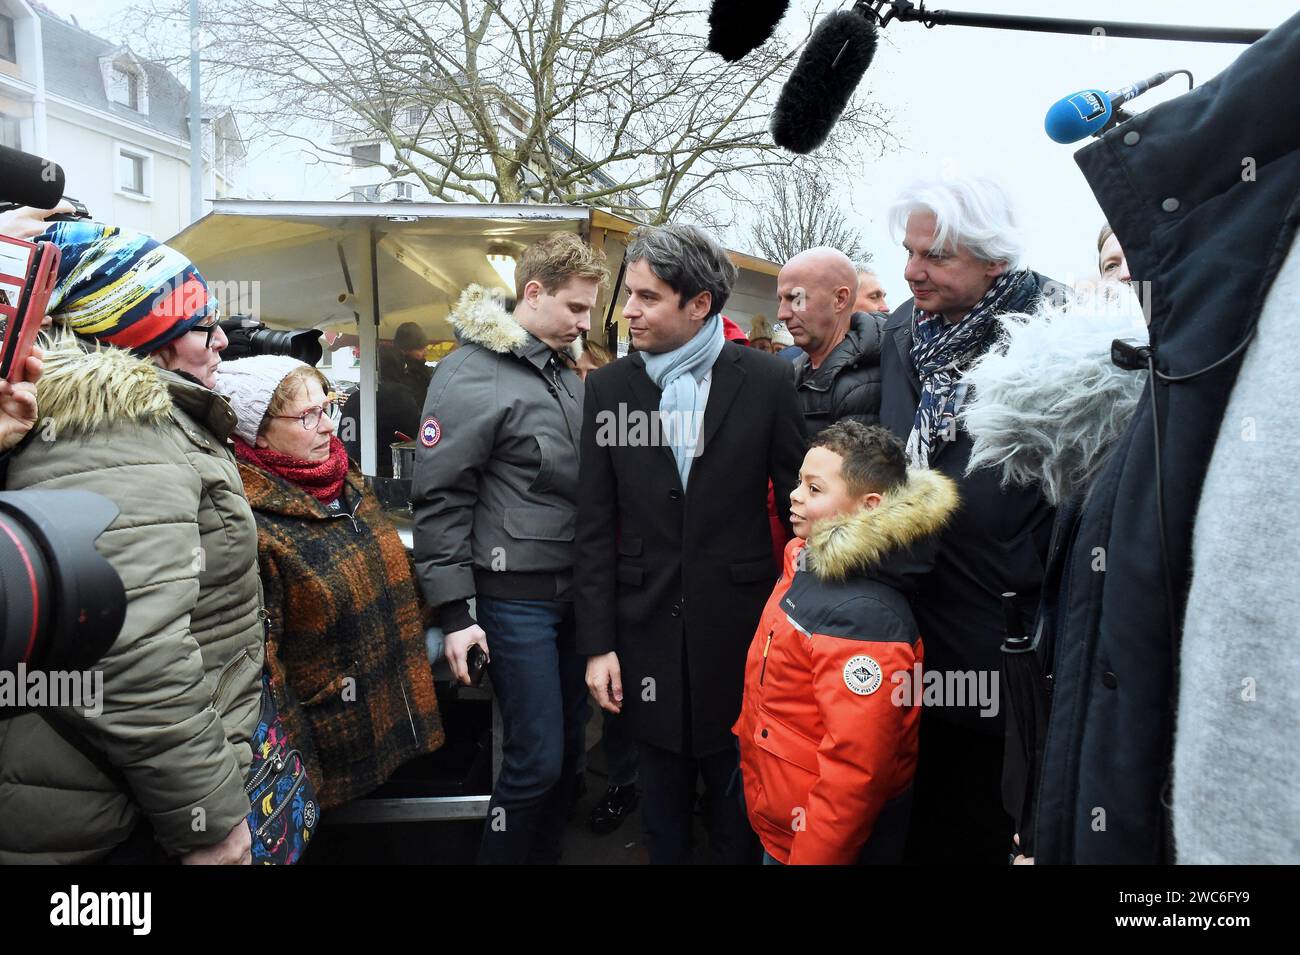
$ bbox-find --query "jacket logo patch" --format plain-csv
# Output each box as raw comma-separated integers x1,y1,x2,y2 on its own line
843,655,882,696
420,416,442,448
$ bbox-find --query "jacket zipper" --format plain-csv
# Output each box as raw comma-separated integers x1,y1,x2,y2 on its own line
759,631,773,686
330,491,363,533
245,746,284,795
210,647,252,707
254,750,307,840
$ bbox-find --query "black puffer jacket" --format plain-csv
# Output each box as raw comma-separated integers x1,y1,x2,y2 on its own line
791,312,886,434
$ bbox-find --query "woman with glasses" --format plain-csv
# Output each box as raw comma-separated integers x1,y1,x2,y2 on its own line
215,356,443,813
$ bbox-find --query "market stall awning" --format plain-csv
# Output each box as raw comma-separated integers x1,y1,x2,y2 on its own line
168,200,593,342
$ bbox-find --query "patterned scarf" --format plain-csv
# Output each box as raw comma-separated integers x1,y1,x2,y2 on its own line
906,269,1036,468
234,434,351,503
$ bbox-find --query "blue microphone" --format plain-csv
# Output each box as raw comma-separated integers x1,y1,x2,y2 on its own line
1044,71,1181,143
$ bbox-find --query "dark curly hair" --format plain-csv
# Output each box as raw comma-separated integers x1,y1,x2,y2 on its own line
810,420,908,496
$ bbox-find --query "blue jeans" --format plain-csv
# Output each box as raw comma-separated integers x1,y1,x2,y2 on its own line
474,596,587,865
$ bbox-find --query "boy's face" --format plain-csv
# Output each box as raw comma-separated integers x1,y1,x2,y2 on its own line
789,446,883,540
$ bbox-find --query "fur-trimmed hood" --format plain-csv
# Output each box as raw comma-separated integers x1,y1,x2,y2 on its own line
32,330,236,439
960,295,1149,506
806,467,959,581
449,284,583,362
33,330,172,433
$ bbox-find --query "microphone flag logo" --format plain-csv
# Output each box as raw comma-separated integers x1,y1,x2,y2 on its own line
1069,90,1109,122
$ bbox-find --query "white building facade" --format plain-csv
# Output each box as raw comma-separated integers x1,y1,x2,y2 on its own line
0,1,243,239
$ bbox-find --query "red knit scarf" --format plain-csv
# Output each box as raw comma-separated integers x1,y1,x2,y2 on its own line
234,435,350,503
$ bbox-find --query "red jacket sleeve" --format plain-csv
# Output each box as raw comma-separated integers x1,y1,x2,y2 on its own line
788,604,919,866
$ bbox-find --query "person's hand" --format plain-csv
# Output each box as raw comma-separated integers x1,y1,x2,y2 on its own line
444,624,489,686
0,347,43,453
181,819,252,865
0,200,76,240
586,652,623,714
1012,833,1034,865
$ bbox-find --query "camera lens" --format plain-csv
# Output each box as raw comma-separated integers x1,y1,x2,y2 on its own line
0,509,52,672
218,318,323,364
0,490,126,675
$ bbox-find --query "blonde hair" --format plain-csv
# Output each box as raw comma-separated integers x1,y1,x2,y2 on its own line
582,339,614,368
262,365,332,434
516,233,609,303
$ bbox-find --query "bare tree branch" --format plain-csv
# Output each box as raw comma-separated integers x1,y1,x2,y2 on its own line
119,0,895,220
749,163,870,263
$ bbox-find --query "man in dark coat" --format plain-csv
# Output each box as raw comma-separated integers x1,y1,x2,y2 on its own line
877,176,1063,864
577,223,806,864
1033,11,1300,864
779,247,886,434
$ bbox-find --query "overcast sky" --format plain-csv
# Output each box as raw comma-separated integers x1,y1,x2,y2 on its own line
44,0,1295,305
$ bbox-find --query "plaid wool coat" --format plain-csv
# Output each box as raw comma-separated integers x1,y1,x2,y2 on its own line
239,462,444,810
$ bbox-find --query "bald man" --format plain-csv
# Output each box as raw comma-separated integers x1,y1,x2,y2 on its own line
776,247,887,433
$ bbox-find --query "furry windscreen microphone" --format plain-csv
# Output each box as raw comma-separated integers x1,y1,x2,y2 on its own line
771,10,878,155
707,0,792,62
0,144,66,209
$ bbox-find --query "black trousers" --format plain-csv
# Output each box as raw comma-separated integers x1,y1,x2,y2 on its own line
637,740,760,865
904,710,1014,864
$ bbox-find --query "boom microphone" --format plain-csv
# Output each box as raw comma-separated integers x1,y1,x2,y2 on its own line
1044,71,1184,144
0,144,66,209
707,0,792,62
771,10,878,155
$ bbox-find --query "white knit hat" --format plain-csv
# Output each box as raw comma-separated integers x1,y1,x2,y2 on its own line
214,355,311,444
772,322,795,347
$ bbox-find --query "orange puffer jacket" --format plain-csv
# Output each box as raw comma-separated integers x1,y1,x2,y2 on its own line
734,468,958,865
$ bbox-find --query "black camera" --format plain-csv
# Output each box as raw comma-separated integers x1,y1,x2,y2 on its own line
0,490,125,680
219,316,324,364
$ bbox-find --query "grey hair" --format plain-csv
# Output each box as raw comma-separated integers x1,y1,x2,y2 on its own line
960,296,1148,506
853,261,877,277
888,177,1026,270
626,223,738,315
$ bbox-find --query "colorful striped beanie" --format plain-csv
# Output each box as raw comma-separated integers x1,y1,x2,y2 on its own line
41,220,216,355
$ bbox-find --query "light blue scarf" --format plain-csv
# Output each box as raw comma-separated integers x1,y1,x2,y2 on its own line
641,314,726,490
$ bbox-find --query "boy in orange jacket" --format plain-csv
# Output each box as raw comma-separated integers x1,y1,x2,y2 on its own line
734,421,958,864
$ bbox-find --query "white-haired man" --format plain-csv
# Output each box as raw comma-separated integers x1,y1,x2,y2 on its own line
878,177,1064,865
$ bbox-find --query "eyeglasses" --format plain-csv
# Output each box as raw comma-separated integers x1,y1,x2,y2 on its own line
192,316,221,349
270,394,339,431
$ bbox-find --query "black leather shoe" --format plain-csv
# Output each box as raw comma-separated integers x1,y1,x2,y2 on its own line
587,784,640,835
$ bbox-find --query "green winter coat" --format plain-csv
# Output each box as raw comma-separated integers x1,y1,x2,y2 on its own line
0,335,265,863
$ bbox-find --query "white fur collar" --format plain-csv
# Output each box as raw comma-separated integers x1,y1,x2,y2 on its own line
448,284,583,362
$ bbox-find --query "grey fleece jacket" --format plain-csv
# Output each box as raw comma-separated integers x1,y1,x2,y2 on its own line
1174,233,1300,864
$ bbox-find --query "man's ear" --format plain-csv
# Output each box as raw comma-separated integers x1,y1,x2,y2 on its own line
688,290,714,322
522,279,545,310
834,284,853,312
860,491,883,511
254,433,270,449
985,259,1010,280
